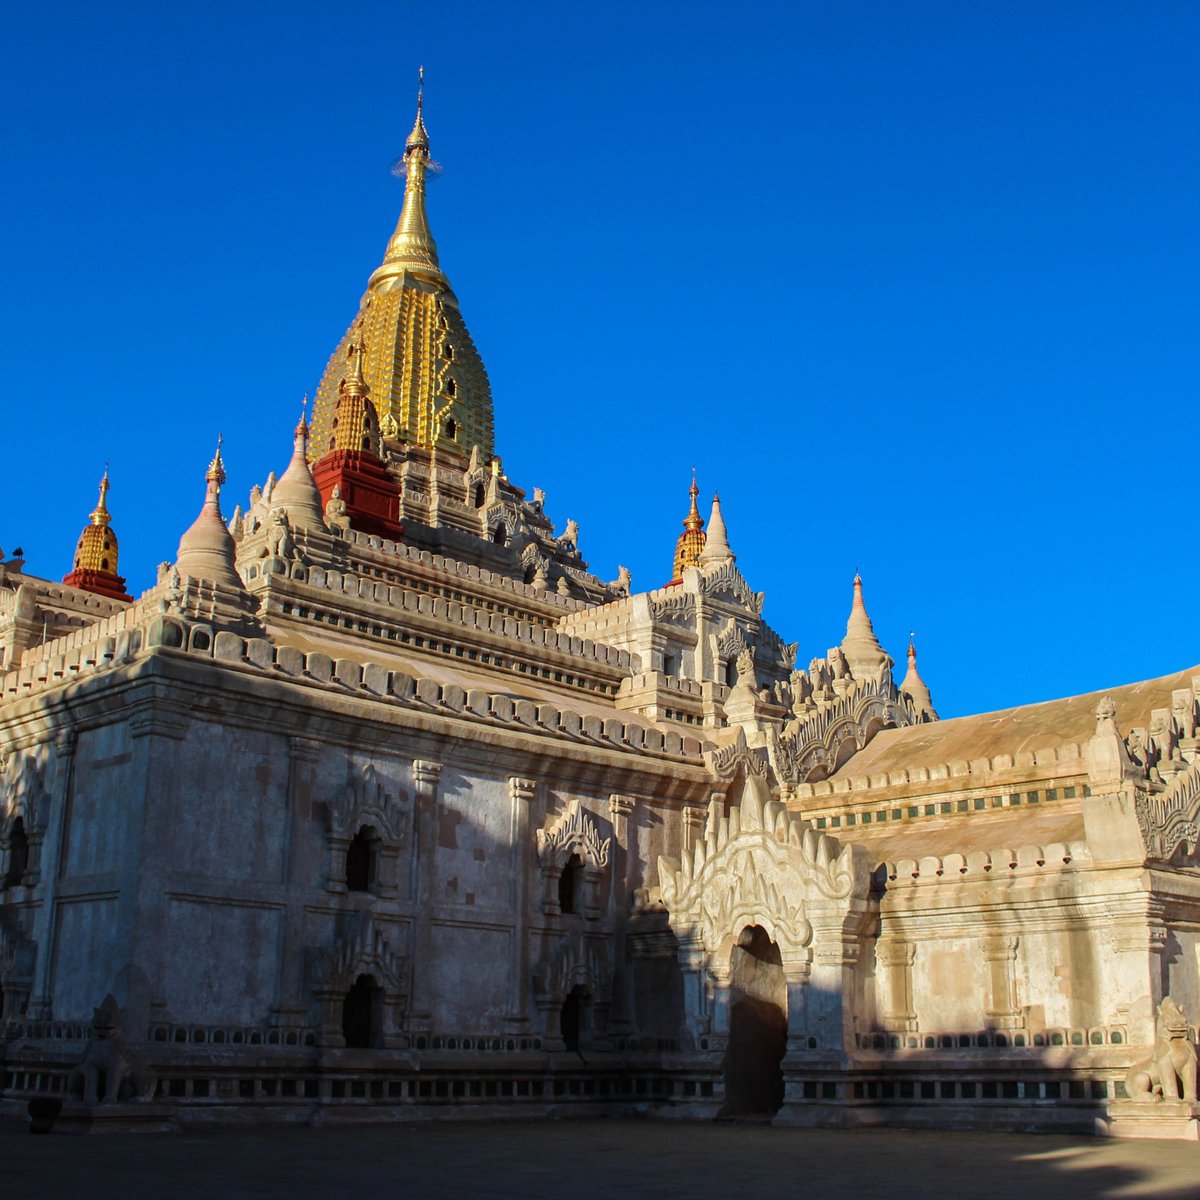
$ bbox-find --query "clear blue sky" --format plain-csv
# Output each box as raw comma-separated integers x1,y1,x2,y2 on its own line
3,2,1197,717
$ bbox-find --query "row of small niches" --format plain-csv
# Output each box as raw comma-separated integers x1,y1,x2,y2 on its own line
843,1079,1120,1102
150,1075,702,1103
811,785,1089,831
857,1028,1126,1051
150,1026,317,1047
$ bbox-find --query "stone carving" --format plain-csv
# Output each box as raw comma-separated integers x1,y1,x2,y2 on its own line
1134,756,1200,861
731,648,757,695
697,560,764,615
2,752,47,835
649,592,695,624
537,801,611,869
707,731,769,781
607,566,631,596
717,620,748,662
325,486,349,533
1125,997,1198,1103
264,510,295,562
309,911,408,1048
68,995,156,1105
658,774,869,960
533,935,611,1005
324,762,407,843
315,911,404,995
774,678,901,786
559,519,579,549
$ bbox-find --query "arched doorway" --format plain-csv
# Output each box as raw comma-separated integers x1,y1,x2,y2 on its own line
342,973,381,1049
5,818,28,888
560,985,588,1052
722,925,786,1116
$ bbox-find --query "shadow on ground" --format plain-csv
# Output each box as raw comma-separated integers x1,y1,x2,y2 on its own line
3,1117,1197,1199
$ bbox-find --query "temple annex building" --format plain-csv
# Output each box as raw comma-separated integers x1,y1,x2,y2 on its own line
1,88,1198,1139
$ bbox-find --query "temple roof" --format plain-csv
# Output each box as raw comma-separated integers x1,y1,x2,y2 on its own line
830,663,1200,783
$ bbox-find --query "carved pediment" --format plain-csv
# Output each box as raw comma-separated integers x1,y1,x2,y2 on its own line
1,753,49,835
698,561,764,615
716,619,748,661
1135,757,1200,861
536,800,611,869
649,592,696,625
324,762,408,844
533,933,611,1003
706,729,769,781
657,775,869,960
312,911,404,994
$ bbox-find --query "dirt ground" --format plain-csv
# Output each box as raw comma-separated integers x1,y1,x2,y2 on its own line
4,1116,1199,1199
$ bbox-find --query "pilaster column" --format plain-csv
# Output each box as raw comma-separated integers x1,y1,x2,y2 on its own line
876,938,918,1034
126,708,188,1034
779,946,814,1050
608,793,636,1033
407,758,442,1029
678,933,712,1045
506,776,538,1030
26,731,75,1019
681,806,704,857
271,737,320,1028
982,934,1023,1030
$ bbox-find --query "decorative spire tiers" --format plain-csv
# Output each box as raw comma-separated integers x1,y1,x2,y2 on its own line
269,399,327,532
899,633,938,721
840,572,892,682
63,468,133,602
670,473,707,582
175,440,244,591
699,493,734,566
309,70,494,460
311,340,406,541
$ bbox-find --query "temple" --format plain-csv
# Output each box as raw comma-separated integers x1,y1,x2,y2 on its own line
1,83,1197,1139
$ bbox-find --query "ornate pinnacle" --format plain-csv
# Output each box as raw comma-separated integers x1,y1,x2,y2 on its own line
90,465,112,527
206,434,226,487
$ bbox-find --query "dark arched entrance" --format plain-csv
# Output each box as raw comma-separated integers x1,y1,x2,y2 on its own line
560,985,588,1052
342,973,381,1049
722,925,786,1116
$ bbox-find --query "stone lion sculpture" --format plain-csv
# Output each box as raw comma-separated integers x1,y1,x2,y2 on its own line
1125,996,1198,1103
68,994,156,1106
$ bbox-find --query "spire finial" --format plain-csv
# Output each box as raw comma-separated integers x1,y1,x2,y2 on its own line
206,434,226,487
90,464,112,526
344,336,369,397
699,491,734,566
672,471,707,579
406,64,430,153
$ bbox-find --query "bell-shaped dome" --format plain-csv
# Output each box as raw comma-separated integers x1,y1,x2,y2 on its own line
176,442,243,590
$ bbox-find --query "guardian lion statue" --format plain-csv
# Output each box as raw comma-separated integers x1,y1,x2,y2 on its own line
68,994,156,1106
1125,996,1198,1103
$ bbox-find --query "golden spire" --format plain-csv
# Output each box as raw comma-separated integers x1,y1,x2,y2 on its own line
64,466,131,601
672,470,708,580
310,70,495,461
89,466,112,527
325,336,381,455
206,434,227,488
375,67,445,288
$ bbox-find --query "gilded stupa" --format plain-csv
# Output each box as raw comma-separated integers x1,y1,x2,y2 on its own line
670,473,706,581
309,72,494,460
62,468,132,602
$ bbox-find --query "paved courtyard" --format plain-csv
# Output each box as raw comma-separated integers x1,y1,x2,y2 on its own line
3,1117,1199,1199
